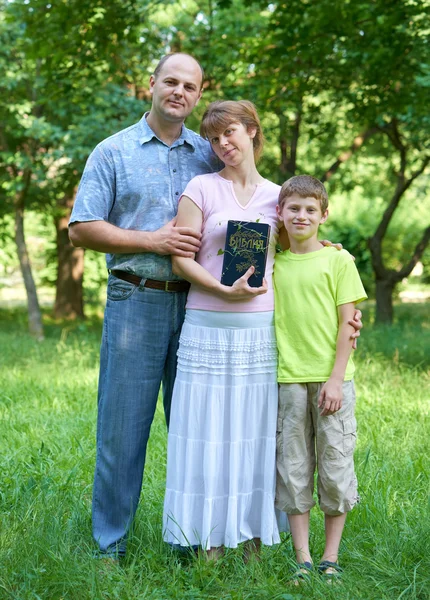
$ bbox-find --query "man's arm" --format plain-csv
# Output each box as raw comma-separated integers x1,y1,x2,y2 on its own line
69,142,202,258
171,197,267,301
318,302,356,416
350,309,362,349
69,218,201,258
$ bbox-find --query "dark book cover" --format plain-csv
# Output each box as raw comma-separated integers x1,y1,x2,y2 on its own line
220,220,271,287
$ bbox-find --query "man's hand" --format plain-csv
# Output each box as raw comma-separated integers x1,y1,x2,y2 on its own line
318,377,343,416
320,244,363,350
320,239,343,251
219,266,268,301
152,217,202,257
349,309,362,350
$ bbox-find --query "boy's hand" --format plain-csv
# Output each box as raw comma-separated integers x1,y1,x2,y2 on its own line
349,309,363,350
318,377,343,416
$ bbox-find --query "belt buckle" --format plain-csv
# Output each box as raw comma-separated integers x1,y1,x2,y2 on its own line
164,281,170,292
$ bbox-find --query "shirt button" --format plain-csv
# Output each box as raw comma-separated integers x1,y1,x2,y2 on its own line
175,191,179,195
173,168,177,173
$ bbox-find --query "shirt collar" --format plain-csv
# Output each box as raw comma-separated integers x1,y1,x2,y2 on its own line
138,112,196,150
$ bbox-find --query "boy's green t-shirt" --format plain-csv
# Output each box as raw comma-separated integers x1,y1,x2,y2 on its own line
274,246,367,383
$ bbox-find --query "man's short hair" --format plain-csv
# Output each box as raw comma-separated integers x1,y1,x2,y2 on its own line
278,175,328,213
153,53,205,87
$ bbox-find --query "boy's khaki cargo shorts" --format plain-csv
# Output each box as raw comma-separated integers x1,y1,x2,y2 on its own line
276,380,359,516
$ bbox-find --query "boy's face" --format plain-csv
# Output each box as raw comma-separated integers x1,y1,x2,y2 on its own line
276,193,328,243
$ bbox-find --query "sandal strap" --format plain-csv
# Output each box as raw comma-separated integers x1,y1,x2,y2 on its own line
292,562,313,580
318,560,343,574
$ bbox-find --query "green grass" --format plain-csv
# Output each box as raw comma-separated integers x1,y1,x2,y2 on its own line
0,304,429,600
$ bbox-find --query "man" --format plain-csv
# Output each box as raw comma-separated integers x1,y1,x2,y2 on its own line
69,53,221,558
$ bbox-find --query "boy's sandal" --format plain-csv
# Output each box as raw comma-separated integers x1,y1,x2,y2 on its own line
289,561,313,585
318,560,343,582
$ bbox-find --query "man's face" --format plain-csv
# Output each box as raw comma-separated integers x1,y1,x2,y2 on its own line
149,55,203,124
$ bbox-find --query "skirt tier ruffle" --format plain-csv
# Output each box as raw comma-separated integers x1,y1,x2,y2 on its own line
163,310,282,549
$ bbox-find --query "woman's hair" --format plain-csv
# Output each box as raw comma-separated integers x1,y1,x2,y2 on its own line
200,100,265,161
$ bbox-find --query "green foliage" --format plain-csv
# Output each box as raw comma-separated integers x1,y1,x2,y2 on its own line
1,0,429,317
0,0,153,216
0,304,429,598
325,221,374,295
324,159,430,296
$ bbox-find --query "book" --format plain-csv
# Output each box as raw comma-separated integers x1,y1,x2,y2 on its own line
220,220,271,288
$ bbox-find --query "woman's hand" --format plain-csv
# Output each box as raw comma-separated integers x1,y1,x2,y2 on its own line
218,266,268,301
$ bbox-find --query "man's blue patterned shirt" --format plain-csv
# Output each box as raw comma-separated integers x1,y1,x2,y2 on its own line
70,114,221,280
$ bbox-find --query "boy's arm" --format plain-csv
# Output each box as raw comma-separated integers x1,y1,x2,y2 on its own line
318,302,356,416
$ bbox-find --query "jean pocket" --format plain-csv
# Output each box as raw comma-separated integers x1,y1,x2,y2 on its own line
107,278,137,301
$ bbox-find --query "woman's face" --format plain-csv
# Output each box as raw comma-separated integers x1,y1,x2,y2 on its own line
208,121,256,166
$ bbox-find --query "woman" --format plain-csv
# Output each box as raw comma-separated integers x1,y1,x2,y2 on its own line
162,100,283,557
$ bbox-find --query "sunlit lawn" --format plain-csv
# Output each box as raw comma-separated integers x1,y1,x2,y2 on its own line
0,303,429,599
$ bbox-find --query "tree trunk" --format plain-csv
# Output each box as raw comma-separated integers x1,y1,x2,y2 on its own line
54,193,85,319
278,108,301,182
321,127,379,182
279,113,290,182
14,199,44,340
374,278,396,324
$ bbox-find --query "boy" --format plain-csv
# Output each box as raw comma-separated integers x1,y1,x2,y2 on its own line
273,175,367,582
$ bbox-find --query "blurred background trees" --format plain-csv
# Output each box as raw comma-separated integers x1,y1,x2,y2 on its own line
1,0,429,336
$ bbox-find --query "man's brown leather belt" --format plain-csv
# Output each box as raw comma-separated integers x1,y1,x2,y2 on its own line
111,270,190,293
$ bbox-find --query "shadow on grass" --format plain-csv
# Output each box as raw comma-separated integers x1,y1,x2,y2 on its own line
1,301,428,371
0,306,103,339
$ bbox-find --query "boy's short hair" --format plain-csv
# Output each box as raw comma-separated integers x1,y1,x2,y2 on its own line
278,175,328,213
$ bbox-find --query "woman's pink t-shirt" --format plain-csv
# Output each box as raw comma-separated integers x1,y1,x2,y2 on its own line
180,172,280,313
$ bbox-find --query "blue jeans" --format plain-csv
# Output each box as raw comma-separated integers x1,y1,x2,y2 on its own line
92,274,187,556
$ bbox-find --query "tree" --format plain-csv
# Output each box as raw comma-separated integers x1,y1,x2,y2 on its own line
368,120,430,322
119,0,430,323
0,0,151,328
242,0,430,321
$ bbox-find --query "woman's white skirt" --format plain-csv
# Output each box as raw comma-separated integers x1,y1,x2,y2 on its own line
163,309,282,549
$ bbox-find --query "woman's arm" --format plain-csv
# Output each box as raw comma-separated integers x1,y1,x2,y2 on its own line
172,197,267,301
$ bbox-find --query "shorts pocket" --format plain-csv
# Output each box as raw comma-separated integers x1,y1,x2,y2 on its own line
320,416,343,461
107,277,137,301
342,417,357,456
